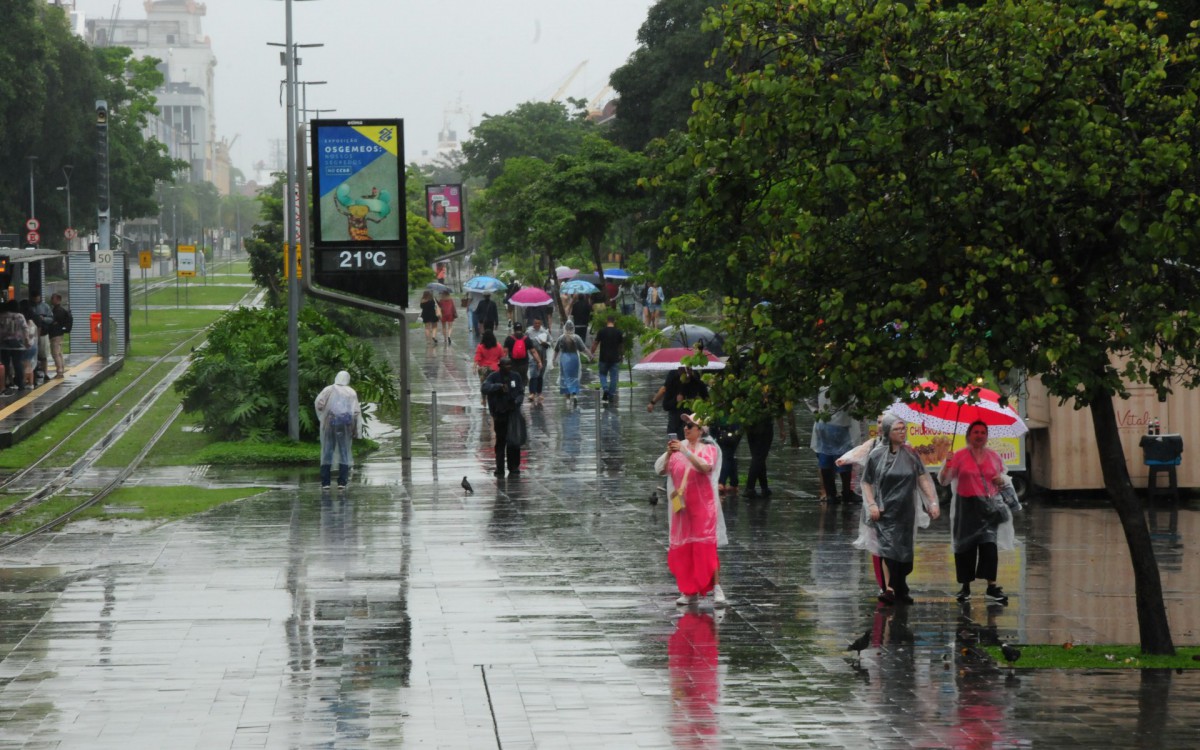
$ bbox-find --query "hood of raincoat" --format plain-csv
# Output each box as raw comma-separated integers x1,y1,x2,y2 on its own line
334,370,351,386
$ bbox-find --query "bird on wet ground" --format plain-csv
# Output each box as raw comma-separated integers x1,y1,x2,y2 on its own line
1000,642,1021,666
461,476,474,494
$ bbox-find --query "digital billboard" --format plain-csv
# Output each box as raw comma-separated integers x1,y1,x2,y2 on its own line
312,120,404,244
425,184,464,247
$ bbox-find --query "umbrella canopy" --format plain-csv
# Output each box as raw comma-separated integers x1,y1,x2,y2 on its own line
570,272,603,287
561,279,600,295
633,347,726,372
660,324,724,356
425,282,452,294
602,268,632,279
464,276,507,293
509,287,554,307
886,382,1028,438
556,266,579,280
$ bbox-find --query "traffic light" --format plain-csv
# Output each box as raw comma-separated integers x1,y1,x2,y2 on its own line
96,100,109,214
88,242,98,262
96,101,108,125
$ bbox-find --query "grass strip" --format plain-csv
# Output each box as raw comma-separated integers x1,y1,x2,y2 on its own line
0,486,269,535
144,284,254,307
982,643,1200,669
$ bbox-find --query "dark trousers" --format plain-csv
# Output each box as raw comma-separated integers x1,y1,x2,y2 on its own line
717,433,741,487
2,350,25,390
882,557,914,597
491,412,522,475
745,420,774,493
955,542,999,584
320,463,350,487
820,467,854,503
666,409,684,437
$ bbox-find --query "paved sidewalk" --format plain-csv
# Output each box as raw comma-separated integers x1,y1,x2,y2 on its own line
1,327,1198,748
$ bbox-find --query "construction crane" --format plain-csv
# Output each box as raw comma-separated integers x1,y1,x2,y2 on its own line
587,85,613,118
550,60,588,101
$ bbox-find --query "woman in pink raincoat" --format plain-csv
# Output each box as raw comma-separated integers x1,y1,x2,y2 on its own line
656,412,729,607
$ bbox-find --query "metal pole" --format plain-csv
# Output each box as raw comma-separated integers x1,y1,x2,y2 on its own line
285,0,301,441
400,312,411,461
28,156,37,229
431,390,439,459
595,388,602,472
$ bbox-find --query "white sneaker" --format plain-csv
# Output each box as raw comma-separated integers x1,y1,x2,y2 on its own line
676,593,698,606
713,585,728,607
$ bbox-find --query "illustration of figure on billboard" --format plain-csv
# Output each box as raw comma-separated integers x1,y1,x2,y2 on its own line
430,197,449,229
334,183,392,241
313,122,403,244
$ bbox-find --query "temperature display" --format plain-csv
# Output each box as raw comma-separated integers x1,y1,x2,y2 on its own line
319,249,400,271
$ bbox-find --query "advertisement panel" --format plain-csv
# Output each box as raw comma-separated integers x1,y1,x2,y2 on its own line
312,121,403,244
425,184,464,247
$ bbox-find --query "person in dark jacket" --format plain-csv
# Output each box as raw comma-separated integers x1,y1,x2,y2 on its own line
476,291,500,336
481,357,525,478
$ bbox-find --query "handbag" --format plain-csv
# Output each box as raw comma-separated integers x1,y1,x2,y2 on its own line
670,468,689,513
981,493,1008,524
506,412,528,447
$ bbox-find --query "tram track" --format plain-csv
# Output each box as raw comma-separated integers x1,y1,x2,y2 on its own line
0,267,263,546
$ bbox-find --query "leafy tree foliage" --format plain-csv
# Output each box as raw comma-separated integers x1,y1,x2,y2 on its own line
675,0,1200,653
461,100,594,185
608,0,727,151
0,3,179,239
175,305,398,442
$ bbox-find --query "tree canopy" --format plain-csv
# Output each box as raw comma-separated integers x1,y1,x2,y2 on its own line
672,0,1200,653
461,100,594,185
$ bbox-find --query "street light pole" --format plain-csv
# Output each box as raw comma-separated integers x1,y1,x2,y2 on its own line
27,156,38,248
57,165,73,251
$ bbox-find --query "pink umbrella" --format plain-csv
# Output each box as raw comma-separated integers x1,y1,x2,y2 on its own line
509,287,554,307
633,348,726,372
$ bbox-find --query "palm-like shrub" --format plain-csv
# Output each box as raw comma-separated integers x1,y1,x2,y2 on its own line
175,306,399,441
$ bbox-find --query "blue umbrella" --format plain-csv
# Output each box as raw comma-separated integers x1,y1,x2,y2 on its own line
560,279,600,295
602,268,632,279
464,276,507,293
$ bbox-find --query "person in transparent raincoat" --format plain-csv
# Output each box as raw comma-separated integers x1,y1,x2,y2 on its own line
314,370,363,490
858,414,940,605
938,420,1020,605
839,415,887,592
656,412,729,608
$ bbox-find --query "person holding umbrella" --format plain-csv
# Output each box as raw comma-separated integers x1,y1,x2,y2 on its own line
476,291,500,336
938,420,1020,605
859,414,940,605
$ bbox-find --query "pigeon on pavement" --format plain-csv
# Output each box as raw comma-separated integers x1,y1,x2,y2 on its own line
461,476,474,494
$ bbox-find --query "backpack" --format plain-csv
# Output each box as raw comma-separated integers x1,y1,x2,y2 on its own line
54,307,73,337
512,336,527,359
648,286,661,304
0,314,26,350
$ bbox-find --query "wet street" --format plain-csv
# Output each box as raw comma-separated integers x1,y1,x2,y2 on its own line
2,326,1200,748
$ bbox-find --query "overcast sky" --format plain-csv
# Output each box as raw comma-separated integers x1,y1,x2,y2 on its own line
72,0,656,181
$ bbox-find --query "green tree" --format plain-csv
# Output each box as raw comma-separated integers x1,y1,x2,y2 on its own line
675,0,1200,654
608,0,727,151
461,100,593,185
175,305,398,441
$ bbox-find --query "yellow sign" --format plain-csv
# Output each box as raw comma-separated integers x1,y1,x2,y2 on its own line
138,251,152,269
282,244,303,279
177,245,196,277
867,422,1023,470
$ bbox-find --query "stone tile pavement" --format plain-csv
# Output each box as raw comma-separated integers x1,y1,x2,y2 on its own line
0,329,1198,747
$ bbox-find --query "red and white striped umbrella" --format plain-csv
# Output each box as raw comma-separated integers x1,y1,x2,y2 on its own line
633,348,725,372
886,381,1028,438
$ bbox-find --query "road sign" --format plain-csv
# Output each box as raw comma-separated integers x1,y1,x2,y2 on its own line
25,218,39,231
64,227,77,240
138,251,152,269
177,245,196,277
25,230,40,244
96,267,112,285
94,247,113,285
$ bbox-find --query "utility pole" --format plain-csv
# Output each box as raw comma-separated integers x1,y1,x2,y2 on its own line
96,101,111,360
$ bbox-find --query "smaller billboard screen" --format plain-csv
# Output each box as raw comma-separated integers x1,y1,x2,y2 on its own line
426,184,463,235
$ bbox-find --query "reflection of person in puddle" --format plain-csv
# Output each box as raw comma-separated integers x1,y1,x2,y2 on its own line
668,610,720,745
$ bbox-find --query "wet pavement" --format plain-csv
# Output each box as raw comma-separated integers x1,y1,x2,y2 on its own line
2,326,1200,747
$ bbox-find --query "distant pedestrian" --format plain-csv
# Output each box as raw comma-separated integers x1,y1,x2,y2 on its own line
938,420,1019,605
418,290,440,344
589,315,624,404
314,370,362,491
474,329,505,404
551,320,589,407
744,416,774,498
476,291,500,336
437,291,457,344
502,321,541,386
49,293,71,378
570,294,592,344
616,282,638,316
647,364,709,436
0,302,27,392
525,317,551,405
656,412,728,607
481,357,525,478
811,390,859,504
710,418,742,494
31,293,52,382
859,414,940,605
644,281,665,328
20,306,37,389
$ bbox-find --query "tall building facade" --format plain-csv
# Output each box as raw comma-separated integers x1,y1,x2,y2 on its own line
85,1,220,191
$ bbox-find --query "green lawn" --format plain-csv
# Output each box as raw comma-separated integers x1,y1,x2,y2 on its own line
982,643,1200,669
143,283,255,307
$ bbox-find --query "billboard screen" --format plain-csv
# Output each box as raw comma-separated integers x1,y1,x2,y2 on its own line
312,120,403,245
425,183,464,246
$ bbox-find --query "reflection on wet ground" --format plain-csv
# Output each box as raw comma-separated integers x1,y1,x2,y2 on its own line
0,326,1198,747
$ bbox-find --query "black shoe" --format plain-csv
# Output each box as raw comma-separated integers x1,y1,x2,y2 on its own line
760,488,772,497
956,585,971,602
494,470,505,478
508,470,520,478
899,593,915,605
985,585,1009,605
745,489,760,499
